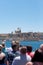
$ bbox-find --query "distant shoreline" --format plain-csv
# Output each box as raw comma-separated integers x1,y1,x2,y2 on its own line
0,32,43,41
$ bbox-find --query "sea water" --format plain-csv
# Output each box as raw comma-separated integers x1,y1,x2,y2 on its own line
5,40,43,51
20,41,43,51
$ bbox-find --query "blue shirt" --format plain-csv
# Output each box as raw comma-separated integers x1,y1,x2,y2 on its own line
7,50,20,65
12,54,31,65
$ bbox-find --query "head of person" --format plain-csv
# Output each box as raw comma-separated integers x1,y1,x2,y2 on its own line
20,46,27,54
26,62,33,65
15,41,19,46
1,42,5,53
15,41,20,50
39,44,43,52
31,49,43,62
2,42,5,48
0,44,2,52
11,41,17,51
27,46,32,52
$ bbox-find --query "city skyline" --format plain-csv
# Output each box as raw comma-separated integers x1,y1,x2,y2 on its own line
0,0,43,33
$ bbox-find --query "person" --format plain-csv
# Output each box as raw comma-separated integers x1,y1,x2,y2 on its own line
31,44,43,65
33,62,43,65
26,46,34,58
31,49,43,62
0,44,7,65
26,62,33,65
15,41,20,54
1,41,6,53
31,44,43,62
7,41,20,65
12,46,31,65
40,44,43,51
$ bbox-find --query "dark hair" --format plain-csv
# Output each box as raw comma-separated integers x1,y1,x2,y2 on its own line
11,44,17,49
2,43,5,47
27,46,32,52
32,49,43,62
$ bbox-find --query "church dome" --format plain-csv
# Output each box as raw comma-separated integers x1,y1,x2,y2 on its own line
15,28,21,33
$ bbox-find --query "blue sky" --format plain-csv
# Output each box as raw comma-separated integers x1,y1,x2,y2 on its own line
0,0,43,33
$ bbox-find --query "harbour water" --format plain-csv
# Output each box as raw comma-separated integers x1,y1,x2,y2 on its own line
4,40,43,51
20,41,43,51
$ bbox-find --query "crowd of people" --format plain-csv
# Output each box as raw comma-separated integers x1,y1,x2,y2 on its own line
0,41,43,65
